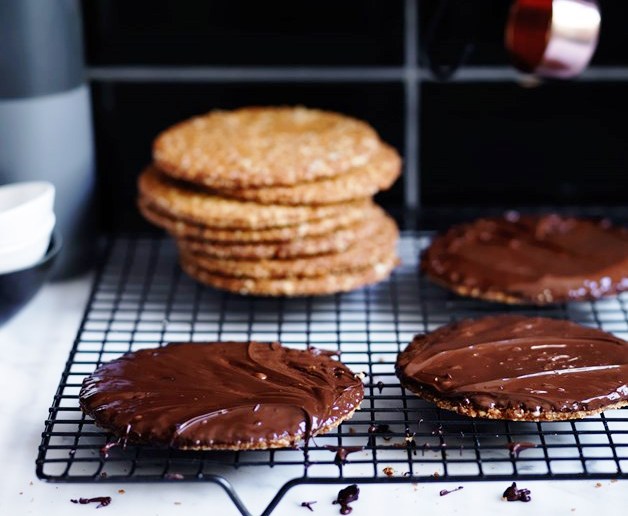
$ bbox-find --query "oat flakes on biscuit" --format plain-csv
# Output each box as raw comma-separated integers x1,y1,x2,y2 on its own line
138,198,375,243
153,106,381,189
178,206,388,260
138,166,367,229
180,214,399,279
180,253,400,297
214,143,401,206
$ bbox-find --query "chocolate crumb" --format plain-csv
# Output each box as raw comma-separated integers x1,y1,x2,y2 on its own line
324,445,364,465
502,482,531,502
70,497,112,508
383,467,395,477
367,424,393,445
376,381,385,393
440,486,464,496
433,472,440,479
333,484,359,515
301,500,317,512
117,489,125,495
99,472,108,479
595,482,602,488
506,441,537,458
348,427,356,434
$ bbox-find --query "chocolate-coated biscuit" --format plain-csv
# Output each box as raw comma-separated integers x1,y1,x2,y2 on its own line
422,213,628,305
213,143,401,205
396,315,628,421
79,342,364,450
180,253,400,296
177,206,388,260
138,166,368,230
153,106,381,189
180,214,398,279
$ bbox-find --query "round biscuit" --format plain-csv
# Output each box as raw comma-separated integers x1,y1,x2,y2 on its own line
180,253,400,297
213,143,401,205
138,166,368,229
178,206,388,259
138,198,375,243
153,106,381,189
179,214,399,279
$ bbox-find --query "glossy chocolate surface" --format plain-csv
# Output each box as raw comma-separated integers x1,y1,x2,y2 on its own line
79,342,364,449
396,315,628,415
422,213,628,304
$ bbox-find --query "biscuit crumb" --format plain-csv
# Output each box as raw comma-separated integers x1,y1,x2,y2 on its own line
118,489,125,494
383,467,395,477
595,482,602,488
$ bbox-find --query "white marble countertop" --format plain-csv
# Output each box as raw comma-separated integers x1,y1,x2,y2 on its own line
1,276,627,516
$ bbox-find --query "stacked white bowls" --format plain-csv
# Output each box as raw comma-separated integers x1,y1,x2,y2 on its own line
0,182,55,274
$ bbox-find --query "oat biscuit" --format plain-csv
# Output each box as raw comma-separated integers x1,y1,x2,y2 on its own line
213,143,401,205
79,342,364,450
138,166,367,229
422,213,628,305
396,315,628,421
138,198,375,243
153,106,381,189
180,214,398,279
177,206,388,259
180,253,400,296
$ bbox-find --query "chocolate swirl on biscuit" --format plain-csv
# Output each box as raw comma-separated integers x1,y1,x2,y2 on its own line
80,342,364,450
396,315,628,420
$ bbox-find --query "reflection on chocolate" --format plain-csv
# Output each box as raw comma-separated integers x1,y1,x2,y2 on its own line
333,484,360,515
502,482,531,502
70,497,112,508
324,445,365,465
422,214,628,304
396,315,628,418
80,342,364,449
440,486,464,496
506,441,537,458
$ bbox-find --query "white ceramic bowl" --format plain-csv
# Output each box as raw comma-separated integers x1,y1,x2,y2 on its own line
0,213,55,274
0,181,55,246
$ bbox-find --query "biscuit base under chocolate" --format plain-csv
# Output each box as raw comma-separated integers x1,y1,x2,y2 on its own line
425,271,628,306
399,381,628,422
87,406,360,451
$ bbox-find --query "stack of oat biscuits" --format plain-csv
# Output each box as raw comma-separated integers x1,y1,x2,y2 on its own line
138,106,401,296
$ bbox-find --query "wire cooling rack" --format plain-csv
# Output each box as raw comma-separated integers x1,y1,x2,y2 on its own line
37,232,628,515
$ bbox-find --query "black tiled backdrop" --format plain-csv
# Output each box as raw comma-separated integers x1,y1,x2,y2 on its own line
82,0,628,231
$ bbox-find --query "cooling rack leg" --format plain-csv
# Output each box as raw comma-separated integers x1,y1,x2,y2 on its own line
202,475,254,516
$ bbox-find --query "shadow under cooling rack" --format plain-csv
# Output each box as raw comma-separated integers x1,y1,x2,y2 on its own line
36,233,628,516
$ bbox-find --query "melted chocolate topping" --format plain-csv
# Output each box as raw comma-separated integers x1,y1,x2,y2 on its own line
333,484,360,515
324,445,365,465
422,214,628,304
506,441,537,458
79,342,363,449
396,315,628,416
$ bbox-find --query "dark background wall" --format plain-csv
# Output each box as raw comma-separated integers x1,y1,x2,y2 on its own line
81,0,628,231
